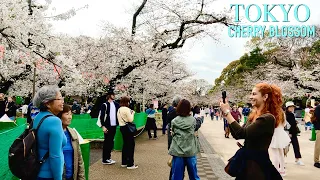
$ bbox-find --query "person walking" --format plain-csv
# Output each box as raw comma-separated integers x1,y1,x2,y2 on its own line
57,105,85,180
200,107,205,122
286,101,305,167
220,83,283,179
169,99,200,180
270,110,291,176
100,90,119,165
146,104,157,140
231,105,242,124
242,105,251,124
209,106,214,120
167,96,181,180
312,102,320,168
304,103,313,131
117,96,138,169
32,85,66,180
162,104,168,135
205,107,209,117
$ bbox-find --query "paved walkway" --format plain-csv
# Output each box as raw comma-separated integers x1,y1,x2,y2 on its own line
200,116,320,180
89,129,225,180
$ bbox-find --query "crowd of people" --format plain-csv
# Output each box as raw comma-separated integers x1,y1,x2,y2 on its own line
4,81,320,180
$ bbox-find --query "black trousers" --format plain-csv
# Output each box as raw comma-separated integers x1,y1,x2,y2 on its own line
162,117,167,135
291,135,302,158
167,123,172,150
103,126,117,161
120,126,135,166
147,117,157,138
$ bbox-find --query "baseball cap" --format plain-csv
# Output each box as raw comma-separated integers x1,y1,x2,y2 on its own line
285,101,295,108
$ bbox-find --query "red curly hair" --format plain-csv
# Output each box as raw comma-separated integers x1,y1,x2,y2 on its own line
248,83,284,127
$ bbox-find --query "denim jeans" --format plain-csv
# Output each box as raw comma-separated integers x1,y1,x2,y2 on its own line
171,156,200,180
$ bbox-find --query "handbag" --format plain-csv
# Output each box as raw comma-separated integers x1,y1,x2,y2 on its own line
126,122,137,133
225,142,246,177
119,109,137,133
167,156,173,167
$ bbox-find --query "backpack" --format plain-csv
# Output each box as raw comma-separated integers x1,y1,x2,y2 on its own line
8,115,52,179
96,103,107,127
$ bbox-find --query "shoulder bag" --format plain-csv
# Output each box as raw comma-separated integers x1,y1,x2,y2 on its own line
120,109,137,133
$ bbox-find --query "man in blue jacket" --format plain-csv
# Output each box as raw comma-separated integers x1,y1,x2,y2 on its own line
100,90,119,165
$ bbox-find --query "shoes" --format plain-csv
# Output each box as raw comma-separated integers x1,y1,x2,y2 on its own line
153,137,158,140
127,165,138,169
295,160,305,166
102,159,116,165
121,164,127,168
314,163,320,168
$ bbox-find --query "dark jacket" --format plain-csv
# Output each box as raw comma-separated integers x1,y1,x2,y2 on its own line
72,104,81,114
167,108,177,126
167,108,177,150
313,105,320,130
229,113,282,180
0,100,5,117
99,101,120,128
162,108,168,122
286,110,298,135
5,101,17,117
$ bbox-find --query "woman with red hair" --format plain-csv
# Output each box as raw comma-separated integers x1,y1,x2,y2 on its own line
220,83,283,180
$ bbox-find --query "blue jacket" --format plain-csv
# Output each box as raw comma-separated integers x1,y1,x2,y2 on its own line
32,111,67,180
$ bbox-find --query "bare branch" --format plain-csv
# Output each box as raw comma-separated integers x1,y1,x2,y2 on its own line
161,17,226,50
132,0,148,36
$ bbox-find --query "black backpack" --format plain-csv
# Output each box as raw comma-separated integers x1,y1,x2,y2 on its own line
8,115,52,180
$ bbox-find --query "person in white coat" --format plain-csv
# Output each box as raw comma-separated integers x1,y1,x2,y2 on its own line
269,111,291,177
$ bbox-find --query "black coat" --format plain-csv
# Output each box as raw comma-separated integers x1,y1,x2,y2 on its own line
99,101,120,128
161,108,167,122
286,110,298,135
5,101,17,117
0,100,5,117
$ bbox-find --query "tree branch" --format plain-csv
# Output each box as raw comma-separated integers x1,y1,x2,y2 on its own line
132,0,148,36
160,17,227,50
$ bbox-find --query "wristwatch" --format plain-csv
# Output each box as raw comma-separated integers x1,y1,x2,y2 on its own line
223,109,230,116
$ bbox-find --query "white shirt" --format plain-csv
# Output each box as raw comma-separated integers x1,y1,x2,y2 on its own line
21,105,28,114
109,101,117,126
200,110,205,116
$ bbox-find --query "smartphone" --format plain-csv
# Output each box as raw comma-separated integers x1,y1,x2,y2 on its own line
222,91,227,103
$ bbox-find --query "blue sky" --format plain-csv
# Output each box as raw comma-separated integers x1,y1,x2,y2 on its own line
48,0,320,85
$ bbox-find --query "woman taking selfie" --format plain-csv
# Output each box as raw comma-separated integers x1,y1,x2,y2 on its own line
58,105,85,180
220,83,282,180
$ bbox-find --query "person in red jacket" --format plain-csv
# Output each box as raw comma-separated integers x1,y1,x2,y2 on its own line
231,105,242,123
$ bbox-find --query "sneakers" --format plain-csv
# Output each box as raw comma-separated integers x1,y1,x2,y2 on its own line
102,159,116,165
127,165,138,169
295,160,305,166
121,164,127,168
314,163,320,168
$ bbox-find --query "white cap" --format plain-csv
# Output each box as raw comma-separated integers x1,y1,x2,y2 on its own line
285,101,295,108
